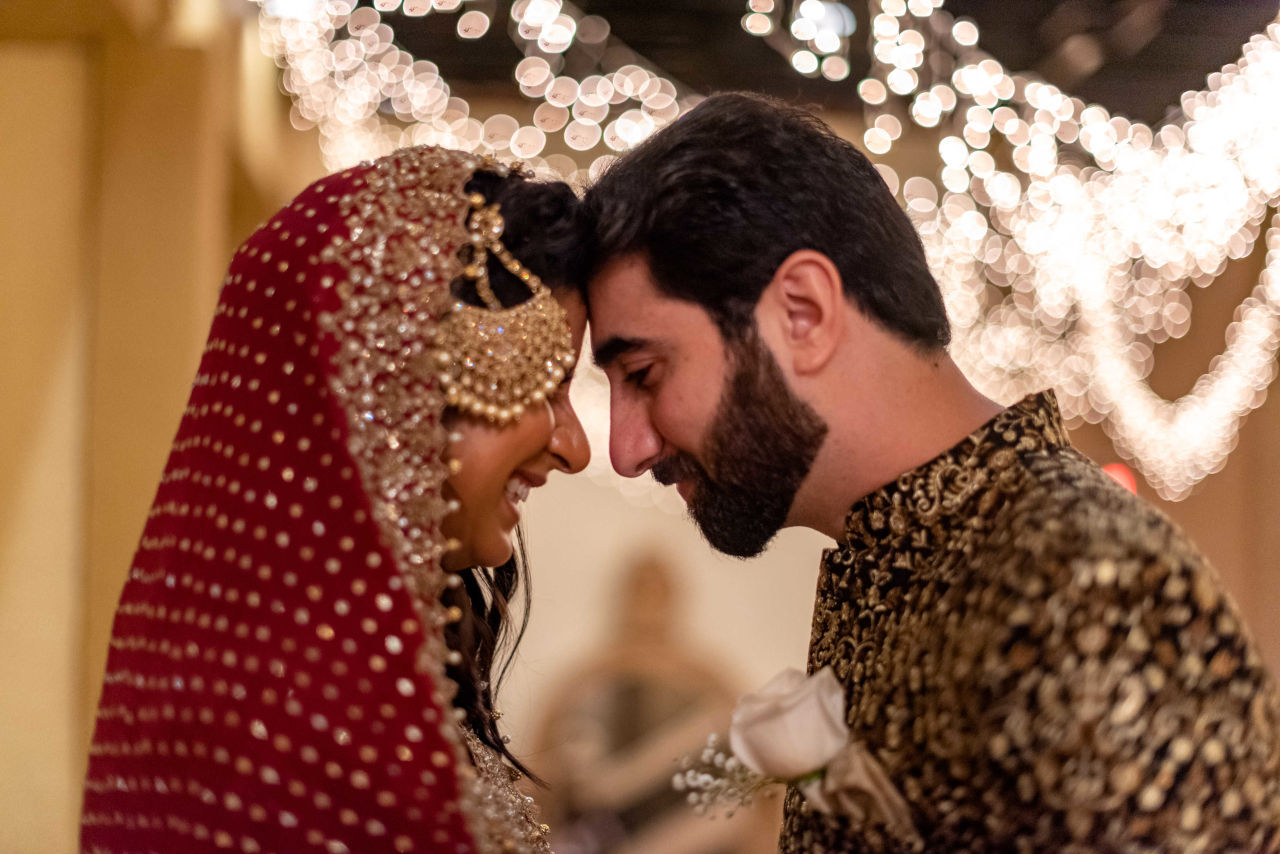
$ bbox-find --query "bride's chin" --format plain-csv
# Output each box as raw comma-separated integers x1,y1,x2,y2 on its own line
476,529,518,569
441,548,467,573
488,534,517,568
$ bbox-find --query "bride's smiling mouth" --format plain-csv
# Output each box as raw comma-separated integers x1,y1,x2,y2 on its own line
504,476,531,507
502,471,546,514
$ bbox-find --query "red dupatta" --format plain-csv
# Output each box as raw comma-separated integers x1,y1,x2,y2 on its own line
83,147,551,854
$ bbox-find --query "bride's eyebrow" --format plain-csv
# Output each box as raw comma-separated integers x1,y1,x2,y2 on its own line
592,335,649,369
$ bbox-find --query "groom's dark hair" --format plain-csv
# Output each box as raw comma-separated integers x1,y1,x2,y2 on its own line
582,92,950,349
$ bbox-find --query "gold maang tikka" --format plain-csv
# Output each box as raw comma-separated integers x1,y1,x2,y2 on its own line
433,188,575,425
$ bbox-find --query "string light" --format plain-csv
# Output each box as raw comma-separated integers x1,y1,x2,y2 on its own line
256,0,690,186
745,2,1280,499
258,0,1280,501
743,0,857,80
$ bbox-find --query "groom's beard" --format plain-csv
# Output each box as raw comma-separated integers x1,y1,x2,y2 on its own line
652,331,828,558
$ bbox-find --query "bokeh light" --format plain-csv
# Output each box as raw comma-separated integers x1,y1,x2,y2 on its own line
257,0,1280,500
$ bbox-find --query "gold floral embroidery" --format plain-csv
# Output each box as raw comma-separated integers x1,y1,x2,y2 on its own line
781,391,1280,853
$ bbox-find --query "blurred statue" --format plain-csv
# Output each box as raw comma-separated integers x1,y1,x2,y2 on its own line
531,551,780,854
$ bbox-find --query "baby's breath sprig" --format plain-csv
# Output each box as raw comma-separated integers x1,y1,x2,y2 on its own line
672,733,772,817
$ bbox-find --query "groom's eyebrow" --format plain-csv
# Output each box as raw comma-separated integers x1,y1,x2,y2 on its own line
592,336,647,369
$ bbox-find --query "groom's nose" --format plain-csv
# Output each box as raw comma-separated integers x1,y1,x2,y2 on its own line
609,392,663,478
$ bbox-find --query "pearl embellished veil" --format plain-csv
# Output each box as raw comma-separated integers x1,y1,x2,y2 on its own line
83,147,556,854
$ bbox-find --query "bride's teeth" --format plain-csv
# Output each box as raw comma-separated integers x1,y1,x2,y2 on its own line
505,478,530,504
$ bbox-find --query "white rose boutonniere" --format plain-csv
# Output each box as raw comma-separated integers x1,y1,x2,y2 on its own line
729,667,850,781
676,667,921,849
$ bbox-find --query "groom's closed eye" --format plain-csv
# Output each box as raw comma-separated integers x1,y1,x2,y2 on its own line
623,364,656,390
624,366,650,387
594,335,663,391
592,335,646,371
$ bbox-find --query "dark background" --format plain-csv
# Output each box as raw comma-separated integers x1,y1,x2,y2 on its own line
380,0,1278,124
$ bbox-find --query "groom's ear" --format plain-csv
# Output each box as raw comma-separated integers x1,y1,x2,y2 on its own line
754,250,845,376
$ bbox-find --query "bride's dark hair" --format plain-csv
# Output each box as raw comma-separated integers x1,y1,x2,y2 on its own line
441,167,586,780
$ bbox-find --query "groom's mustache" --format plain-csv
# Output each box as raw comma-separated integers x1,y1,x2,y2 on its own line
651,452,705,488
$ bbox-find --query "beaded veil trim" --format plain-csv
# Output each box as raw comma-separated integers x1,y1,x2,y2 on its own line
318,146,552,853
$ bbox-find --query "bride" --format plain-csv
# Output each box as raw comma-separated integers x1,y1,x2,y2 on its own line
82,146,590,854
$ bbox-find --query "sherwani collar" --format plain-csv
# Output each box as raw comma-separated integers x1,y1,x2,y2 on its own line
837,390,1070,553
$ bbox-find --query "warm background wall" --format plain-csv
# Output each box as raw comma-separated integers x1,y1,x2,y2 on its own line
1,38,92,854
1,2,1276,851
0,2,322,850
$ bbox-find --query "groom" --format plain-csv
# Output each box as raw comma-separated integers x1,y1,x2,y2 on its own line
580,92,1280,851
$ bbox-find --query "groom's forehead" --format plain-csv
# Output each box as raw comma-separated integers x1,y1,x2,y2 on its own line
587,285,665,364
587,253,661,305
586,255,670,341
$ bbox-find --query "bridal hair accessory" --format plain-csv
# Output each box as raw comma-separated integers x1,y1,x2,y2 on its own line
677,667,922,849
434,181,575,425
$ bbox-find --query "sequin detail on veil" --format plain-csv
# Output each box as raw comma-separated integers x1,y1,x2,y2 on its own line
318,146,551,853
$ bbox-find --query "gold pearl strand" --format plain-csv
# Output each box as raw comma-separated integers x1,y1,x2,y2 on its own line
433,191,575,426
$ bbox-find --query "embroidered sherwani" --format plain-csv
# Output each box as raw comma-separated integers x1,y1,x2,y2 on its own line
778,392,1280,853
